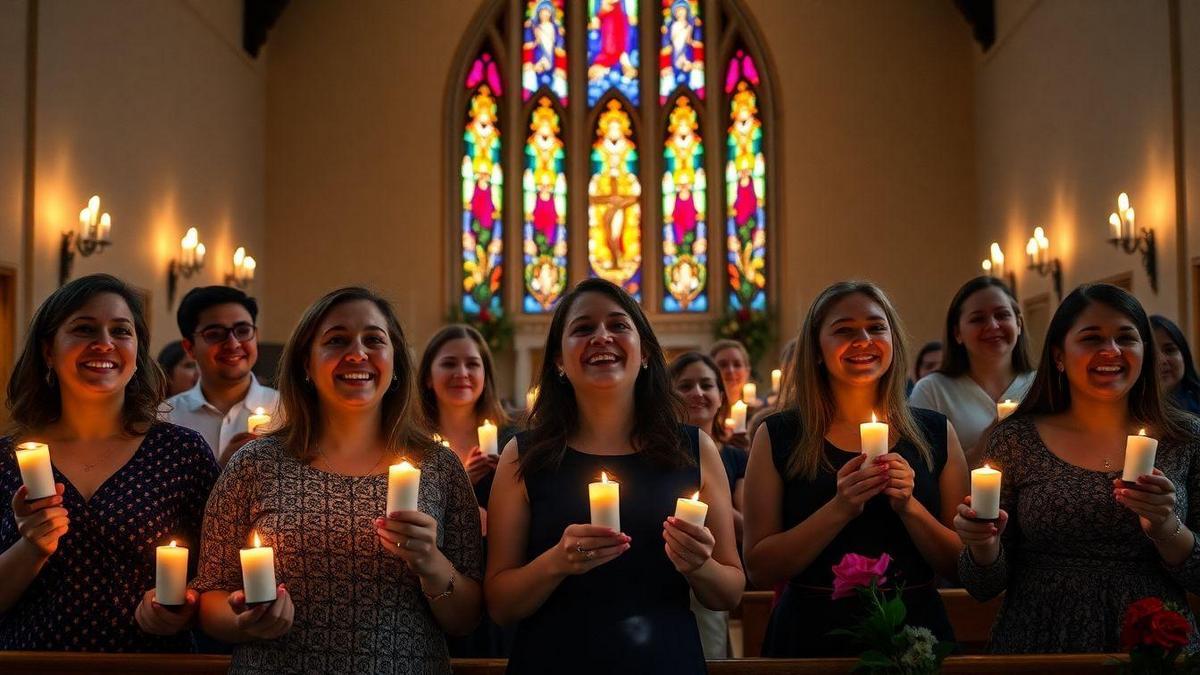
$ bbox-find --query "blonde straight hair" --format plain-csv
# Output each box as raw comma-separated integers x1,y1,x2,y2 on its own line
781,281,933,480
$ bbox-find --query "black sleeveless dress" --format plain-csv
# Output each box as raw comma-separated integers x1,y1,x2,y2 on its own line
761,408,955,657
507,426,707,674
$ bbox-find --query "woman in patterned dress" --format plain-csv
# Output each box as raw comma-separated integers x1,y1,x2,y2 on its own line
0,274,219,651
193,288,483,674
956,284,1200,652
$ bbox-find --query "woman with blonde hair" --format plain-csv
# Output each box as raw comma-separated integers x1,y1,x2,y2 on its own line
193,287,482,673
744,281,968,656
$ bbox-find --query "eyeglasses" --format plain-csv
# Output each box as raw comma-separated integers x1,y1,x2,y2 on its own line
195,323,257,344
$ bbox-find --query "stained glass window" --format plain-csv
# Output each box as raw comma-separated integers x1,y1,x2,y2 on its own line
724,50,766,312
460,53,504,317
588,99,642,299
662,96,707,312
587,0,640,107
523,97,568,312
522,0,568,104
658,0,704,104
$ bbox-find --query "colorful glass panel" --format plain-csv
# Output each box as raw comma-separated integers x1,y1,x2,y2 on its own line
523,97,568,312
724,51,766,312
662,96,706,312
461,54,503,317
659,0,704,104
587,0,640,107
522,0,568,104
588,100,642,298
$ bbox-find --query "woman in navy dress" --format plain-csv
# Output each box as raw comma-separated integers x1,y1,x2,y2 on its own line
743,281,968,657
0,274,219,651
486,278,744,674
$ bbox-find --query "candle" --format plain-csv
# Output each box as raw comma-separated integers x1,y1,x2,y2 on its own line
742,382,757,404
247,406,271,434
387,460,421,513
771,369,782,394
996,399,1018,421
860,413,888,460
15,442,55,500
724,417,736,434
155,540,189,606
1122,428,1158,484
97,213,111,242
673,491,709,528
1109,212,1122,240
730,400,748,433
239,532,277,604
970,464,1002,520
526,386,539,410
589,471,620,531
478,419,499,457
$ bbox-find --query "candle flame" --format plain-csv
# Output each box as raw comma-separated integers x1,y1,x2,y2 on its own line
399,459,414,470
169,540,177,547
254,406,266,415
483,419,493,426
1003,399,1013,404
871,412,878,424
691,491,700,500
1139,428,1146,436
252,532,261,548
601,471,609,483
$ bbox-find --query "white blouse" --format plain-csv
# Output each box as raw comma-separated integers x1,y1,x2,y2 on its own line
908,370,1036,452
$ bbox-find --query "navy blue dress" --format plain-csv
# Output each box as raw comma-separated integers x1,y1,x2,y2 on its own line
718,444,748,496
507,426,706,674
0,423,218,651
761,408,954,657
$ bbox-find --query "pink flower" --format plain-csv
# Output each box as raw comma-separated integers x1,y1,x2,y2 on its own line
831,553,891,600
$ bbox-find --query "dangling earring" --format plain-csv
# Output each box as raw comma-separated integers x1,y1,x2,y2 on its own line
641,362,648,370
557,368,566,380
389,374,400,391
45,368,56,387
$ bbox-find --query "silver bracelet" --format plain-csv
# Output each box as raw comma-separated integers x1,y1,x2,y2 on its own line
1146,515,1183,543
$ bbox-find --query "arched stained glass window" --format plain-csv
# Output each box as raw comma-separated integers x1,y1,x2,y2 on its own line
449,1,773,332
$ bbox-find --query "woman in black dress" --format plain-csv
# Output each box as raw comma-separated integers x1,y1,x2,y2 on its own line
1150,315,1200,416
743,280,968,657
0,274,219,651
956,285,1200,652
486,278,744,674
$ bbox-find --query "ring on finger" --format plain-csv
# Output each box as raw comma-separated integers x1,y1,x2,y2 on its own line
585,549,595,561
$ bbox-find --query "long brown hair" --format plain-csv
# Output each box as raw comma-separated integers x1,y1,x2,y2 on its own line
516,278,689,478
6,274,163,436
669,351,729,443
1011,284,1192,442
417,324,509,429
939,276,1033,378
781,281,933,480
271,287,433,461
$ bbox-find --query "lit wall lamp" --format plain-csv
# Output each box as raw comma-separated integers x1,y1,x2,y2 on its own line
225,247,257,288
1107,192,1157,292
981,242,1017,298
1025,226,1063,301
167,227,206,308
59,195,112,286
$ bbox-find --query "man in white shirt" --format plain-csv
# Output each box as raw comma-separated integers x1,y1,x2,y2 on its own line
163,286,280,465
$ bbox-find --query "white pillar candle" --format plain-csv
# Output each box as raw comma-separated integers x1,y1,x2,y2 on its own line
771,369,782,394
724,417,736,434
155,540,189,606
1122,428,1158,483
247,407,271,434
15,442,55,500
673,491,709,528
731,400,748,433
239,532,277,604
478,419,499,457
996,399,1018,421
859,413,889,460
742,382,757,404
589,471,620,531
970,464,1003,520
387,460,421,513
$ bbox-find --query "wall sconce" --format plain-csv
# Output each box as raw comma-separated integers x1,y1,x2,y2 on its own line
981,242,1017,298
167,227,206,308
1107,192,1157,292
59,195,112,286
1025,226,1063,301
225,247,257,288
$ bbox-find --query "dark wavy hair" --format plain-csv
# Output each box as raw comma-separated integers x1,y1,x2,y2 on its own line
417,323,509,430
1150,315,1200,402
271,287,434,462
6,274,163,436
516,278,688,478
939,276,1033,378
669,351,729,443
1011,284,1191,442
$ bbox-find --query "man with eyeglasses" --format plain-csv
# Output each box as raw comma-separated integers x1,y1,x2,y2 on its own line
163,286,280,465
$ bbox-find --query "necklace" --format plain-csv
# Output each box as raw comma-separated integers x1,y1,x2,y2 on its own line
316,446,387,476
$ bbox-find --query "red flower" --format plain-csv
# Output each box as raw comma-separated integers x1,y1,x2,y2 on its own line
1122,598,1165,650
1148,611,1192,651
1121,597,1193,651
831,553,891,600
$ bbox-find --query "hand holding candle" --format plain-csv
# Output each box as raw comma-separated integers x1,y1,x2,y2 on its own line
478,419,499,457
673,491,709,528
970,465,1003,521
387,460,421,513
155,540,189,606
589,471,620,531
16,442,56,500
860,413,888,460
239,532,277,604
247,407,271,434
1122,428,1158,485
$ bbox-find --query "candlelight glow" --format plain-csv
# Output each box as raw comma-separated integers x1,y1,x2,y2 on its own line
255,406,265,415
1118,192,1130,213
399,460,414,470
871,412,878,424
601,471,610,483
691,491,700,500
1138,428,1146,436
169,539,177,547
252,532,261,548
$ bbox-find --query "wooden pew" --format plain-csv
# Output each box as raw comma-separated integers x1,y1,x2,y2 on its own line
0,652,1129,674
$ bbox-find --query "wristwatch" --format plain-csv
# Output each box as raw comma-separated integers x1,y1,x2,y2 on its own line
423,571,455,601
